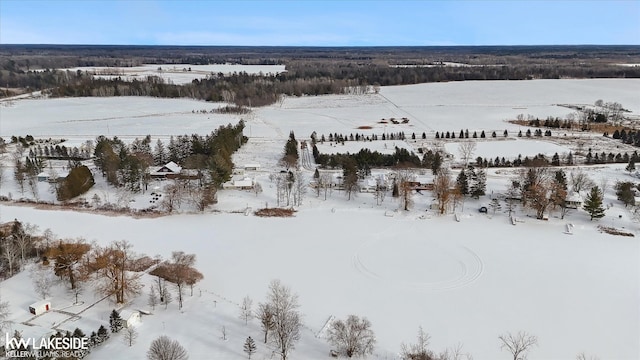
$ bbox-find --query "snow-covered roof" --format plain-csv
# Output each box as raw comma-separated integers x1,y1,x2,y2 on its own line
359,178,377,187
233,179,253,187
414,175,431,184
30,299,51,307
243,163,260,169
119,309,139,320
150,161,182,175
163,161,182,173
566,192,583,202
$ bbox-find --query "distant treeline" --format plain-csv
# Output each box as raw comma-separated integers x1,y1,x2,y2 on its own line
2,45,640,104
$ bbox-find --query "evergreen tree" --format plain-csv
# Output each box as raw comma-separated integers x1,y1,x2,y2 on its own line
470,168,486,199
244,336,257,359
109,309,124,333
554,170,568,190
430,152,443,175
97,325,109,344
282,131,299,169
615,181,635,207
456,169,469,196
90,331,98,347
72,328,85,338
153,139,167,165
583,186,606,221
626,159,636,173
57,165,95,201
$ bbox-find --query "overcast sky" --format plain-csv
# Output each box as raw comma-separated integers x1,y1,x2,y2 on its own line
1,0,638,46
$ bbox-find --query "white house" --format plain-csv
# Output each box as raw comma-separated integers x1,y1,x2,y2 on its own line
358,178,378,193
29,300,51,315
565,191,583,209
119,309,141,328
223,177,254,190
37,169,69,183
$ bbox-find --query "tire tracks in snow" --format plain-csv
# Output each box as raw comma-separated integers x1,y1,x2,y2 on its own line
351,236,484,293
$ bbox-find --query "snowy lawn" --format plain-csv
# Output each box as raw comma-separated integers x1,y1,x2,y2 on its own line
1,200,637,359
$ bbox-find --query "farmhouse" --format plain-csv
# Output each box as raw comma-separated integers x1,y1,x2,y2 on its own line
223,176,254,190
119,309,141,328
29,300,51,315
358,178,378,193
407,175,434,191
565,192,583,209
149,161,182,179
37,170,69,183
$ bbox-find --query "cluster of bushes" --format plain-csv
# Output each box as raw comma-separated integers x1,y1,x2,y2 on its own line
610,129,640,147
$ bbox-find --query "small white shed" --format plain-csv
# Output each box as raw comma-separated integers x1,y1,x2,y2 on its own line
29,300,51,315
119,309,141,328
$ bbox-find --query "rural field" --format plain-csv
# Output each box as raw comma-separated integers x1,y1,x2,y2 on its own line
0,78,638,360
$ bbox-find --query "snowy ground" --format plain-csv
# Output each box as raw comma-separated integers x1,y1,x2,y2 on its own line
0,79,639,359
44,64,287,85
443,138,571,161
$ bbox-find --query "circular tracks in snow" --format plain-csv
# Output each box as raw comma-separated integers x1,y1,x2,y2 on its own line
352,237,484,292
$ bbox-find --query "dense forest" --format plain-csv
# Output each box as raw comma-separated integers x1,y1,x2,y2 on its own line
1,45,640,106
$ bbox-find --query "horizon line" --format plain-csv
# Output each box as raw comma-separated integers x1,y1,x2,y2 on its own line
2,43,640,48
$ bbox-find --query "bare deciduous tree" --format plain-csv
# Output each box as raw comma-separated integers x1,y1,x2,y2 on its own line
147,335,188,360
161,183,184,213
190,184,216,212
124,326,138,347
266,279,302,360
434,169,455,215
47,239,91,290
149,251,201,310
319,173,332,200
327,315,376,358
576,353,600,360
570,170,594,193
438,343,473,360
2,241,20,276
400,326,433,360
253,182,263,197
292,170,307,206
148,285,159,310
13,222,39,264
239,295,254,325
498,331,538,360
0,292,10,332
395,168,415,211
87,240,142,304
458,141,477,166
257,302,275,344
30,265,55,299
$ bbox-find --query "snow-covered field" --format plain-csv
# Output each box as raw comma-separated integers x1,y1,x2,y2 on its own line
444,138,571,161
49,64,287,85
0,79,639,359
